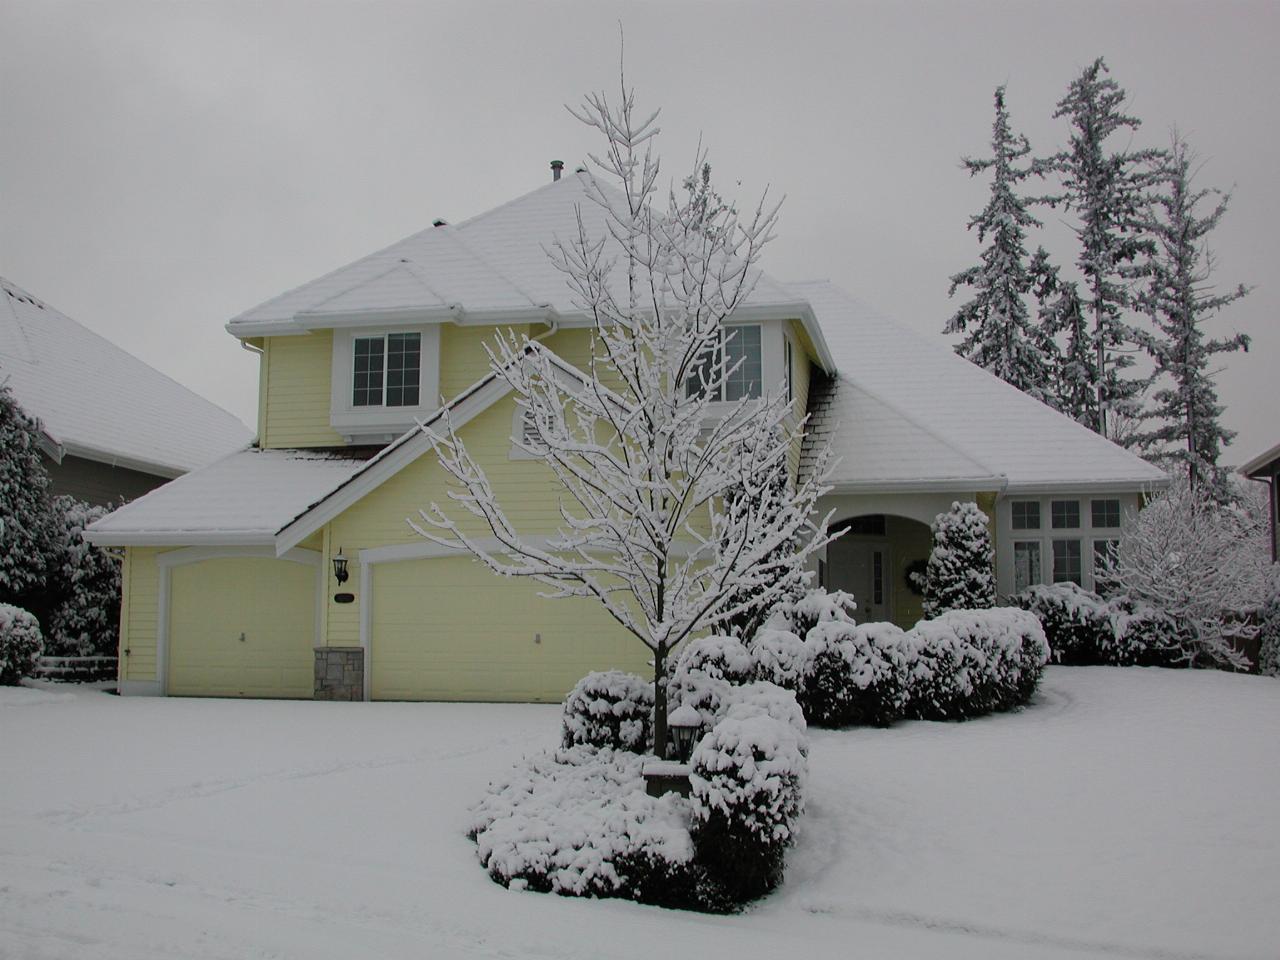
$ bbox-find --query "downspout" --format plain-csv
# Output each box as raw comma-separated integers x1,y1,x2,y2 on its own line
240,339,266,446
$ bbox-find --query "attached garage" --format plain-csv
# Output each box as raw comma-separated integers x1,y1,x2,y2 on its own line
165,553,319,698
368,554,648,702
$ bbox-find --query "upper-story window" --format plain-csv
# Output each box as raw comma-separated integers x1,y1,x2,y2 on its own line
352,333,421,408
685,324,762,402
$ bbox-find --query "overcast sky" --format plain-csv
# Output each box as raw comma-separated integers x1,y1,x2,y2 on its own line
2,0,1276,465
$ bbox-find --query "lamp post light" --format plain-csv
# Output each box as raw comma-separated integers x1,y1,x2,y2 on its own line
667,703,703,764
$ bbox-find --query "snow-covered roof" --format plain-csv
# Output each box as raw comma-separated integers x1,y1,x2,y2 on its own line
0,277,252,476
1239,442,1280,480
225,173,835,371
794,281,1168,494
83,448,369,546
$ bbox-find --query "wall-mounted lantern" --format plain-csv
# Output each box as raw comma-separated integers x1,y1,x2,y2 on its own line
332,548,349,585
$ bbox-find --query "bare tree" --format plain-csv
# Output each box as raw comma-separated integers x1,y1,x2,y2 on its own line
414,75,835,758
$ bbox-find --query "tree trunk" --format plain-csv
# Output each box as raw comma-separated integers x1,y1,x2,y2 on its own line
652,645,668,760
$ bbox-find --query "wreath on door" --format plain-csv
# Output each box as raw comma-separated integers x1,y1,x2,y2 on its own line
904,558,928,595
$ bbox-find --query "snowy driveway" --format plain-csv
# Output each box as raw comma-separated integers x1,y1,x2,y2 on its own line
1,668,1277,960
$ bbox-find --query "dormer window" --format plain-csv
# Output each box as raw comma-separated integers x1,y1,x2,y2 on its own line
685,324,762,402
353,333,421,408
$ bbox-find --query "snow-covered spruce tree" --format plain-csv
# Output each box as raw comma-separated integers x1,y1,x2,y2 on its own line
1096,478,1278,669
946,86,1056,403
0,381,60,610
1043,58,1163,442
45,496,121,658
415,79,835,759
1029,247,1092,423
919,502,995,619
1128,134,1250,498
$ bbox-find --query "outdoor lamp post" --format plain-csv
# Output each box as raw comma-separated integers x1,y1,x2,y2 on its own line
667,704,702,763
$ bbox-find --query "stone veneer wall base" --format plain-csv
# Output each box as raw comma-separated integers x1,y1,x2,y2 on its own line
314,647,364,701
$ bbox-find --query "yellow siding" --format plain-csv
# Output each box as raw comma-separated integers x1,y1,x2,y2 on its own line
439,324,531,399
260,333,344,448
120,547,161,682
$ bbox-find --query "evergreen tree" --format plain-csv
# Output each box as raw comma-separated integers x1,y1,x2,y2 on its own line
0,381,59,609
1129,133,1250,497
920,502,996,619
1044,57,1163,441
1029,248,1093,422
946,87,1054,403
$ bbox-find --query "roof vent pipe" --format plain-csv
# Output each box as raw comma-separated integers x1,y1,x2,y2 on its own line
550,160,564,182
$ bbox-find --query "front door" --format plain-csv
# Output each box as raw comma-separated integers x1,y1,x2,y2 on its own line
827,538,891,624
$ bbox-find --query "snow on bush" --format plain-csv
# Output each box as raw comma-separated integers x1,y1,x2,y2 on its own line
919,502,996,618
1259,594,1280,679
1015,582,1112,664
774,588,858,637
0,603,44,685
719,680,808,746
800,620,911,728
469,745,696,904
561,671,654,752
0,384,60,607
905,608,1047,720
689,712,807,903
1105,598,1192,668
750,627,808,691
45,497,121,658
671,635,755,685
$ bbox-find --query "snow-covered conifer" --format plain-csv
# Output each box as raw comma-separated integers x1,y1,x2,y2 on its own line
1043,58,1163,441
1128,134,1251,497
415,76,835,758
920,502,995,619
946,87,1055,403
1029,247,1092,423
46,497,121,658
0,382,59,608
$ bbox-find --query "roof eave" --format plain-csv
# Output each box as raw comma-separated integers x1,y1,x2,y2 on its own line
1239,442,1280,479
825,476,1008,495
1001,476,1170,495
82,529,276,547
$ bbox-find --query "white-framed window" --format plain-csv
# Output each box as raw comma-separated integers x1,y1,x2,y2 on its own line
784,337,794,405
685,324,763,402
352,333,421,408
999,494,1133,594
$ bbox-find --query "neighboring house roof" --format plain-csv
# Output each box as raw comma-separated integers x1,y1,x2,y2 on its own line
793,280,1168,494
0,276,252,476
84,448,370,545
1239,442,1280,480
225,172,836,372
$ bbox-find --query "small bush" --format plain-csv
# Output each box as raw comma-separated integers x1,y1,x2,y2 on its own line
0,603,44,685
750,627,808,692
1015,583,1111,664
671,635,755,685
689,712,807,904
785,588,858,637
561,671,654,752
1259,594,1280,678
1105,599,1194,668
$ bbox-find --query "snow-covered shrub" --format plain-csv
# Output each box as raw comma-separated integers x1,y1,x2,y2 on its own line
1096,477,1279,669
561,671,654,752
469,745,698,905
689,712,807,903
1015,582,1111,664
44,497,121,658
799,620,911,728
1104,598,1193,668
783,588,858,637
0,603,44,685
749,627,808,692
671,635,755,685
719,680,808,746
904,608,1048,720
1258,594,1280,678
0,384,60,609
919,501,995,618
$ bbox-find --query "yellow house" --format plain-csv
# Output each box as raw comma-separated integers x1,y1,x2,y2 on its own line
86,171,1166,701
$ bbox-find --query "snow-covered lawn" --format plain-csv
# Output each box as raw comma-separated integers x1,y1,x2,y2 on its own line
2,668,1276,960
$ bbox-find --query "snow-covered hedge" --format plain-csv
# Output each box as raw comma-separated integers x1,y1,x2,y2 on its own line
689,712,807,903
469,745,698,905
1015,583,1112,664
671,635,756,686
0,603,44,685
561,671,654,752
798,620,911,728
45,497,121,658
905,608,1048,720
1259,594,1280,679
1105,598,1192,668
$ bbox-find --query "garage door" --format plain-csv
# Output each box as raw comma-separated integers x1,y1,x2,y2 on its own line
168,557,316,698
370,556,650,701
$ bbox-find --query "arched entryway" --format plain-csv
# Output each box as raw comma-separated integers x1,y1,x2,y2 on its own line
824,514,932,628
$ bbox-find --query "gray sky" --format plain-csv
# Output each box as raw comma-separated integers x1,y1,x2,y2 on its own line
2,0,1276,464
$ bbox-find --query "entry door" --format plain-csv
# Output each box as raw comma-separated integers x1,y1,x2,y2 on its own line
828,539,891,624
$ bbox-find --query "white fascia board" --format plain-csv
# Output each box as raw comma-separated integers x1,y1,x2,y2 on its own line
827,476,1008,495
273,375,517,555
82,529,275,547
294,305,462,329
226,319,308,337
59,441,188,479
1001,477,1169,495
